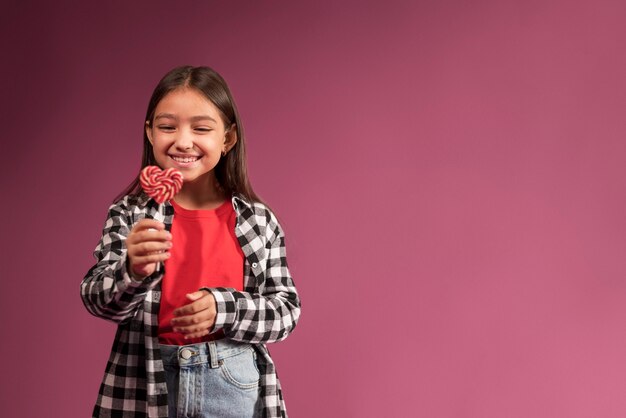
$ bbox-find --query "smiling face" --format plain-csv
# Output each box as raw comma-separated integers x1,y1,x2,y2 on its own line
145,88,237,187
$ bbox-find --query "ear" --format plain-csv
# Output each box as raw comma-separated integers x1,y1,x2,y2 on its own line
223,123,238,153
145,121,154,145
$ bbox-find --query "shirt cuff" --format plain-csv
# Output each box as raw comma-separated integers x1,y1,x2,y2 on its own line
201,287,238,331
117,256,161,292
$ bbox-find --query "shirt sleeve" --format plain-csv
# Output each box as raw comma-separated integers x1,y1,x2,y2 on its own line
204,210,301,344
80,198,161,324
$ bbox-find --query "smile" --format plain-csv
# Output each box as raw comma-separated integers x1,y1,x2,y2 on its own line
170,155,201,163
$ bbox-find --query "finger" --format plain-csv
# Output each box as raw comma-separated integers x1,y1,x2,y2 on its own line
173,320,215,336
183,329,211,340
186,291,207,302
183,328,212,340
171,308,214,327
131,241,172,256
131,252,171,265
128,230,172,245
172,292,212,317
172,299,208,317
183,332,210,340
133,219,166,232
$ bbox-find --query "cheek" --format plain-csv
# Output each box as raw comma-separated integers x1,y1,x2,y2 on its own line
151,143,170,163
200,139,224,154
152,139,173,153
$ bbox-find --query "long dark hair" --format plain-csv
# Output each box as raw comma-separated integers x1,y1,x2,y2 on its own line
116,65,263,205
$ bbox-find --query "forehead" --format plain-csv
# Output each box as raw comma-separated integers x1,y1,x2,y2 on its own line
155,88,221,119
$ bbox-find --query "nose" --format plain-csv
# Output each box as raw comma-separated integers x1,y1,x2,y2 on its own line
174,128,193,150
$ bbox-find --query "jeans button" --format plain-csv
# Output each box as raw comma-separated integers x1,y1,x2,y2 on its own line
180,348,193,360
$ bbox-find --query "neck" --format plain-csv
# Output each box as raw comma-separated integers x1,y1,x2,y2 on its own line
174,173,227,210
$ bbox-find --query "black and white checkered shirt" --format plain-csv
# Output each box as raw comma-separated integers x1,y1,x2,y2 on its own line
81,194,301,417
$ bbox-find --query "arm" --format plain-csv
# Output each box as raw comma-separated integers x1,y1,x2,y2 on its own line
172,210,301,344
208,212,301,344
80,200,163,324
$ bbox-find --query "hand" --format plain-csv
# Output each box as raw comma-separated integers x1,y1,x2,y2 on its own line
126,219,172,281
171,290,217,339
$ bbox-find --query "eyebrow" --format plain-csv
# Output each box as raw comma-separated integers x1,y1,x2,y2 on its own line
154,113,218,123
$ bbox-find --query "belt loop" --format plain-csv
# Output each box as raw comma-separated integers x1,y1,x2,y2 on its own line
208,341,219,369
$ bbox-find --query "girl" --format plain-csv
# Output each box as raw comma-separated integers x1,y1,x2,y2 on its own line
81,66,301,418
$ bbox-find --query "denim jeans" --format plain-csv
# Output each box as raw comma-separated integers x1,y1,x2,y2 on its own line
159,339,262,418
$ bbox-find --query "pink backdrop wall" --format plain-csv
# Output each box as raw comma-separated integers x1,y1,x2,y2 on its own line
2,1,626,416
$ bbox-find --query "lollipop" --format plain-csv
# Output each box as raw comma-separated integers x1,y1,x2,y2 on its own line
140,166,183,203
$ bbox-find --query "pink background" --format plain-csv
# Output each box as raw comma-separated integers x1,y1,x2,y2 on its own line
2,1,626,416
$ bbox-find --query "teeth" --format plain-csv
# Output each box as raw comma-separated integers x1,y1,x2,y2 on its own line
172,156,199,163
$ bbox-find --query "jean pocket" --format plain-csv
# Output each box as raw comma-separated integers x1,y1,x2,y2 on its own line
219,348,260,390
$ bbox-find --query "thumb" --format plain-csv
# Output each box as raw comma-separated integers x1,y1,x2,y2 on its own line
186,290,208,301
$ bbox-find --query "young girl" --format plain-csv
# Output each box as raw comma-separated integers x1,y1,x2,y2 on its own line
81,66,301,418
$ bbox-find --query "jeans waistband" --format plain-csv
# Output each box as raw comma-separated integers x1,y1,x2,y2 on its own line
159,339,254,368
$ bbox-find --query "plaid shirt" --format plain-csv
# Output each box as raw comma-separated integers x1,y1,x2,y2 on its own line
81,194,301,418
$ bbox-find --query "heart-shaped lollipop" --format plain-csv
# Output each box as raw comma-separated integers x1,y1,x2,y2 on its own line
140,166,183,203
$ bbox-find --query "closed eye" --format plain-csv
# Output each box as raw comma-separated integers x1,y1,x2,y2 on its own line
158,125,175,132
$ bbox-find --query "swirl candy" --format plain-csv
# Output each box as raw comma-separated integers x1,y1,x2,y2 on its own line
140,166,183,203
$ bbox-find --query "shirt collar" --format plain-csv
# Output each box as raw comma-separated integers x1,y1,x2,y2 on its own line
232,193,252,211
137,192,252,212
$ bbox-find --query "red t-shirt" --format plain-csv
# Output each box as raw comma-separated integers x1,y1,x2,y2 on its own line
158,199,244,345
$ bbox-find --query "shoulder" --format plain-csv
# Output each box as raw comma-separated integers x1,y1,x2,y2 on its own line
109,193,149,213
232,195,283,237
106,193,157,222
